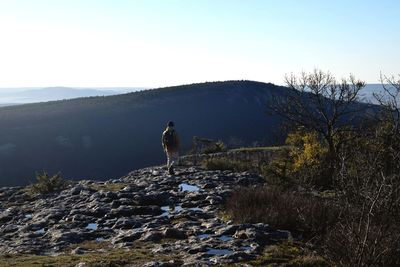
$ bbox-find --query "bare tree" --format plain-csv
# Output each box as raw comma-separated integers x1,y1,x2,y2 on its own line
371,74,400,176
324,73,400,266
374,73,400,132
268,69,365,164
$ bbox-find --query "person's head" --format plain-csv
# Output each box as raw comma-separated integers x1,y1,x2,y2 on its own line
167,121,174,128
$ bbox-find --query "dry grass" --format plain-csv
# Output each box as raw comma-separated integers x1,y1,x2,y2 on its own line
89,182,129,192
250,241,331,266
225,186,340,240
0,241,180,267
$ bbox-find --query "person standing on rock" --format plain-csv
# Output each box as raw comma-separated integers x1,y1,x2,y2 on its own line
162,121,180,175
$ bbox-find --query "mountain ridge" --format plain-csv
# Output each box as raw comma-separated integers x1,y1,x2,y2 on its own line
0,80,317,186
0,79,379,187
0,87,145,105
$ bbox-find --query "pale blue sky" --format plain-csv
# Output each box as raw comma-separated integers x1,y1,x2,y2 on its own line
0,0,398,87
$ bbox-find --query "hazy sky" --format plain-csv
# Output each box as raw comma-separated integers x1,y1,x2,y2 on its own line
0,0,398,88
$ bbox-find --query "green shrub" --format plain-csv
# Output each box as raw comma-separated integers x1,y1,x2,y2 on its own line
260,148,294,187
261,129,329,188
31,171,67,195
202,157,252,172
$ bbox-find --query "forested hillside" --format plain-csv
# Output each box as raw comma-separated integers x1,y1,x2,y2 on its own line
0,81,286,186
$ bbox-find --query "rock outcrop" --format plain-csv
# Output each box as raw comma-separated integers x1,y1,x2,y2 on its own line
0,166,291,265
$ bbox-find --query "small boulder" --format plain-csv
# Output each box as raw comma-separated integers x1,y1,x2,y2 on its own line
140,231,163,242
163,228,187,240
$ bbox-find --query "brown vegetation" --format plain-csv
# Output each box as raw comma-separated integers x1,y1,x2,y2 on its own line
226,70,400,266
31,171,67,195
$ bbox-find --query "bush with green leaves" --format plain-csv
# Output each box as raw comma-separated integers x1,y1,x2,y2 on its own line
260,148,293,187
31,171,67,194
261,129,329,188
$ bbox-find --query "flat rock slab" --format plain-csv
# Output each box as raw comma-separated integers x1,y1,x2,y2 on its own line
0,166,290,265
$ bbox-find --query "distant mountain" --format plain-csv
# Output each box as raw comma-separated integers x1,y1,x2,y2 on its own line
0,103,20,108
0,80,375,186
0,81,292,186
0,87,145,104
360,84,398,104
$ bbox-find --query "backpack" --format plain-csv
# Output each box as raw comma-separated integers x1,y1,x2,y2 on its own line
163,129,176,149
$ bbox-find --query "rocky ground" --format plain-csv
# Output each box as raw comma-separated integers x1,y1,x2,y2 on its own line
0,166,292,266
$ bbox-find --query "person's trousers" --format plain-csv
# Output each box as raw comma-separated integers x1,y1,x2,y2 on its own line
166,150,179,168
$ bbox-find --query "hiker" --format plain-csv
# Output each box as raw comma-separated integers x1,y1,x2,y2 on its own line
162,121,179,175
